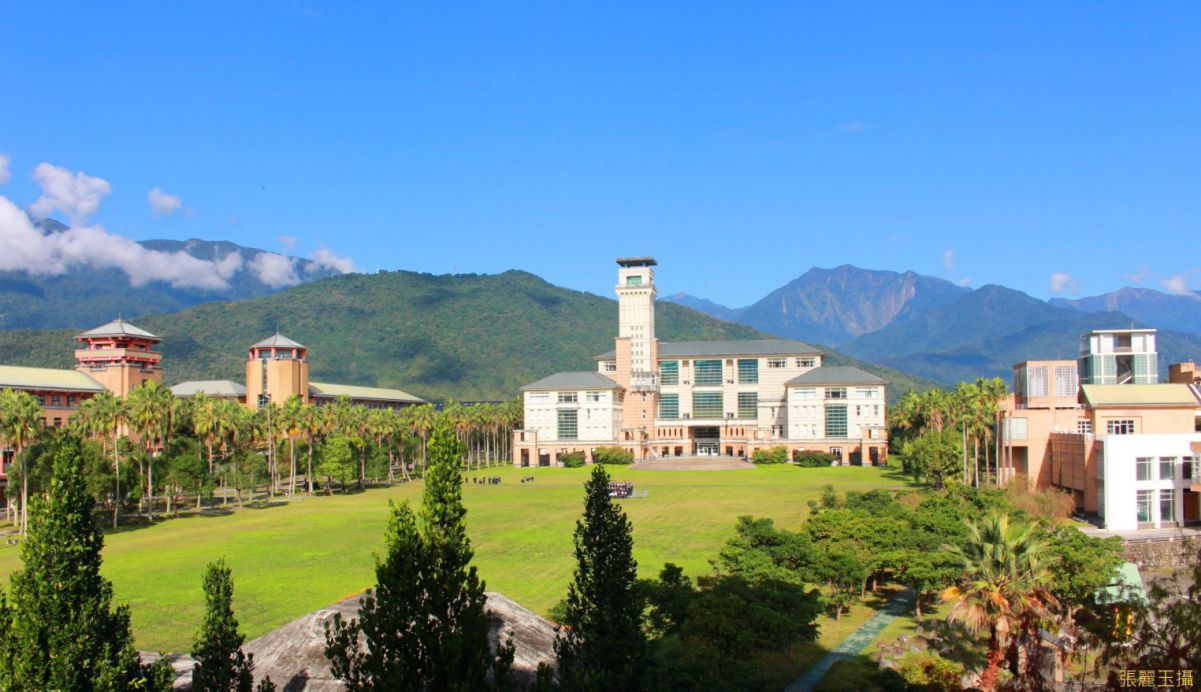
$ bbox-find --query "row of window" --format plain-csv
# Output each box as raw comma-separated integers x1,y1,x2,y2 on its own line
792,387,879,400
1135,456,1198,482
36,394,82,409
658,357,818,386
658,393,757,420
1135,488,1177,524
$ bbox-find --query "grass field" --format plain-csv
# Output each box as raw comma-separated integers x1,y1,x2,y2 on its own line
0,463,914,653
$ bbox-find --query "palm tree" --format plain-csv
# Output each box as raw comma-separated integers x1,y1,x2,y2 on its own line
941,513,1056,691
126,380,175,519
300,402,321,495
281,395,305,498
0,388,45,534
76,391,128,527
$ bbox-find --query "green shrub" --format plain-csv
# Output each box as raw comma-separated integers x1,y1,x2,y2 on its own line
895,650,964,690
560,452,586,468
793,450,836,468
751,446,788,465
593,446,634,465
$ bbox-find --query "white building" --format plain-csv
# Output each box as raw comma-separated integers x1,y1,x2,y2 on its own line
1097,433,1201,531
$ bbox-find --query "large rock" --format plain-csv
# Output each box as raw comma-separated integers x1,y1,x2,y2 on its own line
241,591,558,691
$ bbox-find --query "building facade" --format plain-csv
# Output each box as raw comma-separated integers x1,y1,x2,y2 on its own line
513,258,888,467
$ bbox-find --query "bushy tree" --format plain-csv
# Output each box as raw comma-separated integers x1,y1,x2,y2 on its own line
556,464,647,691
192,559,271,692
793,450,835,467
318,434,357,491
750,446,788,464
591,446,633,465
906,428,963,488
712,516,814,584
559,451,586,468
0,436,172,690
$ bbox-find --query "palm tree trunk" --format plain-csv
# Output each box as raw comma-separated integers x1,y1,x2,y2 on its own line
289,437,296,499
20,447,28,536
112,433,121,529
307,438,314,496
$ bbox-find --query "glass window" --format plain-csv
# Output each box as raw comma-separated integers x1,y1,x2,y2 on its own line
737,359,758,384
1184,457,1196,480
660,361,679,385
1159,458,1176,481
826,405,848,438
797,357,816,368
1077,419,1092,435
626,275,642,285
1160,489,1175,523
737,392,757,419
1136,489,1153,523
794,388,816,400
557,410,578,440
558,392,578,403
767,358,787,369
586,392,602,402
1136,457,1152,481
51,395,61,407
1107,419,1135,435
1054,365,1077,397
528,392,550,403
659,394,679,420
693,392,723,419
1029,366,1049,397
825,388,847,400
694,360,723,386
602,361,616,373
856,387,876,398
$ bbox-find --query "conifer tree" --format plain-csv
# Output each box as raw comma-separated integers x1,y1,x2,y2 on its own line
0,435,172,690
192,559,264,692
555,464,647,691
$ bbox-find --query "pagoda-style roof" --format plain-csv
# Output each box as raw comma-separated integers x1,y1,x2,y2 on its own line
76,319,160,341
251,333,306,350
616,256,657,267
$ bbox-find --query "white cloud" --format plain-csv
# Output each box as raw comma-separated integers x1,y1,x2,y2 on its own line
249,252,301,288
1122,267,1148,285
956,277,973,287
278,234,298,250
147,187,183,216
942,249,955,271
308,246,356,274
1160,274,1196,297
0,154,10,185
29,162,112,223
0,194,238,290
1049,272,1077,294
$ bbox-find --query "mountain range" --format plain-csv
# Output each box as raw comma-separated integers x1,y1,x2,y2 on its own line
0,220,340,330
0,269,933,402
663,265,1201,384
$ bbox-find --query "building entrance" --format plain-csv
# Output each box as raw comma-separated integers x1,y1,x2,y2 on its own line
692,427,720,456
1184,489,1200,525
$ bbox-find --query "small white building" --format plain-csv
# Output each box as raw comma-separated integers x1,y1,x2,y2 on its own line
1098,433,1201,531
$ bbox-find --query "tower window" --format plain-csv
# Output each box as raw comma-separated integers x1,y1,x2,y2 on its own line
626,276,643,286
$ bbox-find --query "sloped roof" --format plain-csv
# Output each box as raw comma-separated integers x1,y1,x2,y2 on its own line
308,381,425,404
1081,384,1198,407
170,380,247,398
0,365,105,393
595,339,820,360
76,319,160,340
786,366,887,386
521,372,622,391
251,333,306,349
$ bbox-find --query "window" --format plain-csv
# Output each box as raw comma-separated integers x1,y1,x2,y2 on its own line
1159,457,1176,481
558,392,578,403
1077,419,1092,435
737,359,758,384
660,361,679,385
626,275,642,286
855,406,862,416
659,394,679,420
767,358,786,369
694,360,722,385
602,361,616,373
794,388,816,400
1029,366,1049,397
693,392,723,419
1160,489,1175,523
51,395,61,407
825,388,847,400
53,417,62,427
826,405,848,438
797,357,816,368
1054,365,1077,397
36,395,46,407
1136,490,1153,523
737,392,757,419
857,387,877,398
1107,419,1135,435
528,392,550,403
557,410,578,440
1136,457,1153,481
1184,457,1197,480
586,392,602,402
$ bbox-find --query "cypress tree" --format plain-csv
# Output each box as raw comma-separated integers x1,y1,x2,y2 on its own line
192,559,258,692
555,464,647,691
0,435,172,690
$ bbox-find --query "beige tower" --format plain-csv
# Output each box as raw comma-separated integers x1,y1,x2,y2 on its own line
74,319,163,397
245,333,309,407
613,257,660,450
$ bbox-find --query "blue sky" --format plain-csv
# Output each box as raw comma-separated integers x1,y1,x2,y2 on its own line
1,2,1198,306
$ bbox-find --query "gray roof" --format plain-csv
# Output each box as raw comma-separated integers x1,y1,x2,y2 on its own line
595,339,820,360
308,381,425,404
521,372,622,391
0,365,106,393
77,319,160,341
251,333,306,349
786,366,886,386
171,380,247,398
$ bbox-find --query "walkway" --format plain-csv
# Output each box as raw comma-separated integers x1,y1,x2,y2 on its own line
629,456,755,471
785,589,912,692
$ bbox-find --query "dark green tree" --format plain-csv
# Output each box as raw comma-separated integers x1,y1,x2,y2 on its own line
192,559,265,692
712,516,815,584
906,428,963,488
0,435,171,690
556,464,648,691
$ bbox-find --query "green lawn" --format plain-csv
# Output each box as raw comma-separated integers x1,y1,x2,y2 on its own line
0,464,913,652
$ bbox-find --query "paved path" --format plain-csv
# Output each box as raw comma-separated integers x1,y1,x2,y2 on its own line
785,589,912,692
629,456,755,471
